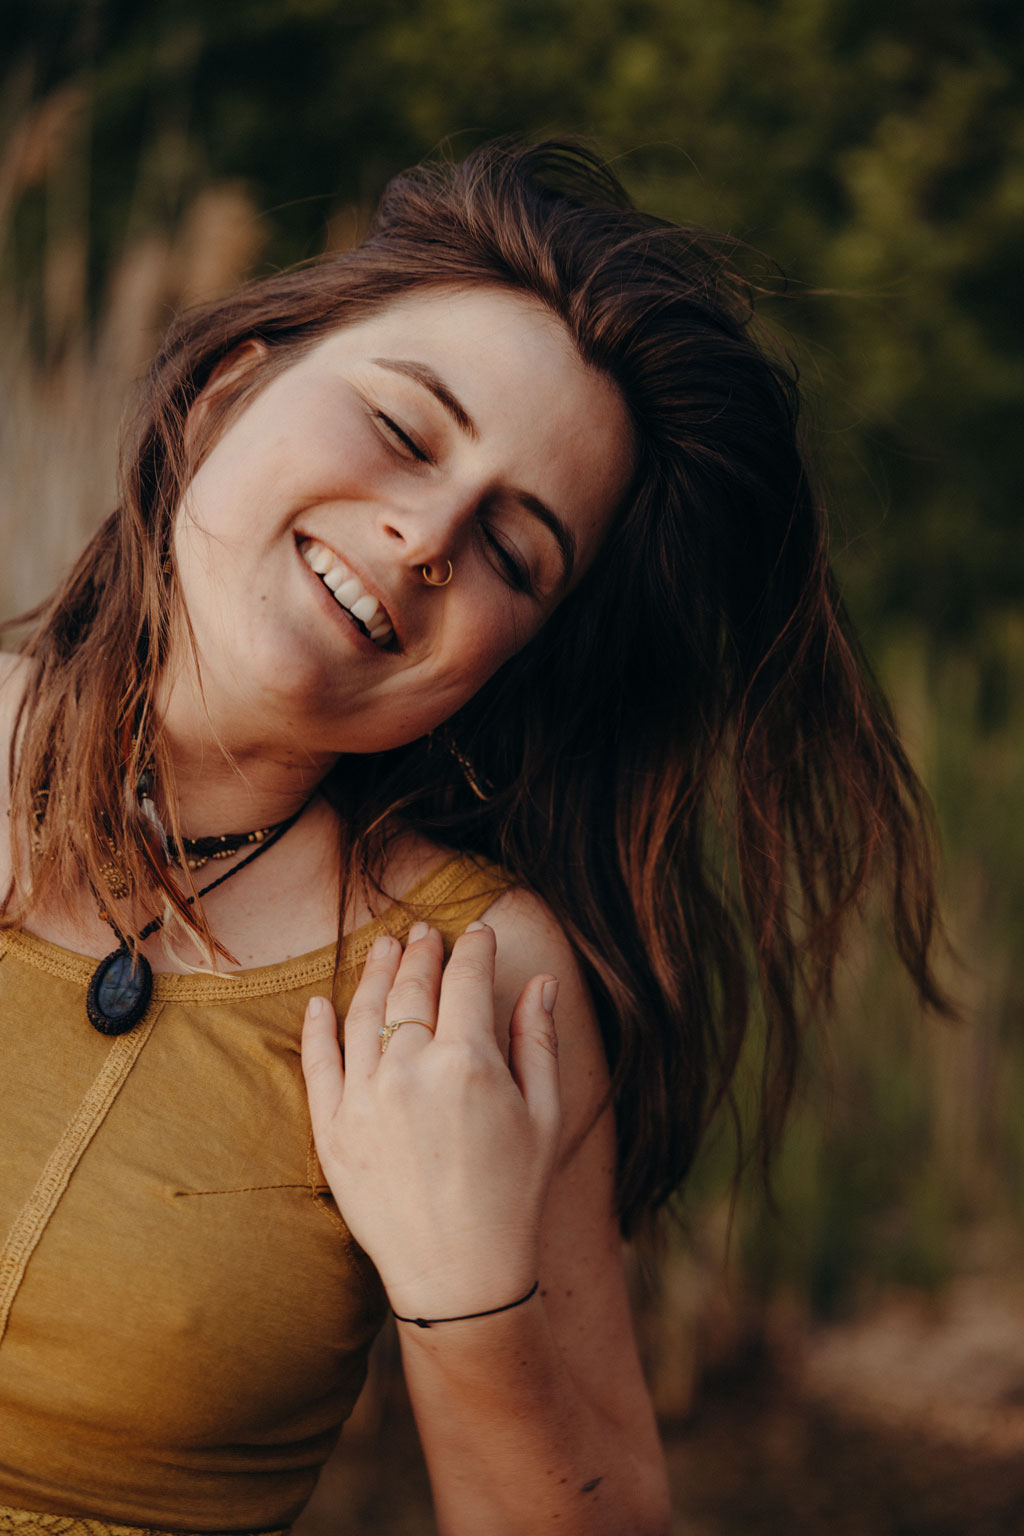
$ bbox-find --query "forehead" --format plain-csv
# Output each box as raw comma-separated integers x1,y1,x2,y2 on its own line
310,286,635,573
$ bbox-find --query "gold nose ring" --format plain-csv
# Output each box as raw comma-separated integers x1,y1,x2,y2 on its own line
421,560,454,587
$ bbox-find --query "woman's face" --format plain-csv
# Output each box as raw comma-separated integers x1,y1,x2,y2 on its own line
171,286,634,755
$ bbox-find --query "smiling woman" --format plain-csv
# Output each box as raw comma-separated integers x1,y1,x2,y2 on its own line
169,287,631,761
0,141,949,1536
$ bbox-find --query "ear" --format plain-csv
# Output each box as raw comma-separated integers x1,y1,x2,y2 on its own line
184,338,270,454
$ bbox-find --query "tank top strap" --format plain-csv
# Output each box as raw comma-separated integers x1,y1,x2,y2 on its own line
342,852,512,969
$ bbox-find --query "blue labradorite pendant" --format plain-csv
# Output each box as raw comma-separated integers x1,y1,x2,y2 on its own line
86,945,154,1035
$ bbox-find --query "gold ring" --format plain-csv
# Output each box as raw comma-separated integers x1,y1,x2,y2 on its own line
378,1017,436,1053
421,560,453,587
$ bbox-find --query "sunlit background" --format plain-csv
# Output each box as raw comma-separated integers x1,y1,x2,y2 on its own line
2,3,1022,1531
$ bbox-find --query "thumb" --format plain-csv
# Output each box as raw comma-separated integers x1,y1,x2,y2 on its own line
301,994,345,1131
508,976,561,1136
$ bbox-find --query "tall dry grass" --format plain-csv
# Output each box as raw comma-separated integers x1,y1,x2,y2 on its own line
0,78,265,616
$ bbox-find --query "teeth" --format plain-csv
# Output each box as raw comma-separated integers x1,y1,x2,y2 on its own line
350,594,380,625
300,539,393,647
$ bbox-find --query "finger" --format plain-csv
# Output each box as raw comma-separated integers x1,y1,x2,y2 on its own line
508,976,562,1140
302,994,345,1131
343,932,402,1078
435,919,496,1043
379,921,444,1058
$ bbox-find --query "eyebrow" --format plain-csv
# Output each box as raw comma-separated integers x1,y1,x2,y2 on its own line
371,355,577,585
372,357,478,439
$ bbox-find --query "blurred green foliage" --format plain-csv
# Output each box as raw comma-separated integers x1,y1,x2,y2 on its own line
4,0,1022,637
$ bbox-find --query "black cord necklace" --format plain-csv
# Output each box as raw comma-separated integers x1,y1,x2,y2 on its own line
85,800,310,1036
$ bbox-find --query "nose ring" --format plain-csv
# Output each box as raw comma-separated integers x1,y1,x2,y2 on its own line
421,559,454,587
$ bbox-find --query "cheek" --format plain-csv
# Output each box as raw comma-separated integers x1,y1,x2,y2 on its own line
455,593,532,677
372,621,525,747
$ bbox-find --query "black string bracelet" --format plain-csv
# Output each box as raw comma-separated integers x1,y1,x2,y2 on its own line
392,1280,540,1329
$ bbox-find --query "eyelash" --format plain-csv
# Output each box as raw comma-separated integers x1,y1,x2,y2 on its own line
373,410,533,594
374,411,430,463
480,526,531,593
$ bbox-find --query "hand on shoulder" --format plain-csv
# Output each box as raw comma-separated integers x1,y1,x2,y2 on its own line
477,882,612,1157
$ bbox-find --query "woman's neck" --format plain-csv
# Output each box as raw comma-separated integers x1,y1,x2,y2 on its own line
154,671,341,838
159,737,337,840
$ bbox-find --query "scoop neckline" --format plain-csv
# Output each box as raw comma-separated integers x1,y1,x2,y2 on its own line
0,851,483,999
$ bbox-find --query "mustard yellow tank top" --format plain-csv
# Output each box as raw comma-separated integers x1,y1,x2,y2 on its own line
0,853,507,1534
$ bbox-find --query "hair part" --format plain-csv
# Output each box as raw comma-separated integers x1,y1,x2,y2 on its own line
2,139,954,1233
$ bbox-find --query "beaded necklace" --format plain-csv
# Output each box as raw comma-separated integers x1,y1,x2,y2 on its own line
86,798,311,1036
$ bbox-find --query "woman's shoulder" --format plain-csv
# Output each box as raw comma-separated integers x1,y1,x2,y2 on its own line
478,882,574,964
0,649,33,692
390,834,595,1044
391,837,563,955
0,652,35,889
0,650,35,708
476,881,612,1140
0,652,34,788
477,883,591,1031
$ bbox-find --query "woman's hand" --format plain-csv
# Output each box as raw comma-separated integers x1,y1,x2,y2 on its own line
301,920,563,1321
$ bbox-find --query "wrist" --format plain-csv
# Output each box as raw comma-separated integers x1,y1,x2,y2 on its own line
392,1278,539,1329
378,1240,541,1322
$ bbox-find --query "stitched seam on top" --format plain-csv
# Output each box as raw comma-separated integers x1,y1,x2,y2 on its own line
0,1509,290,1536
0,1007,162,1347
172,1183,308,1197
306,1130,349,1237
0,852,502,1001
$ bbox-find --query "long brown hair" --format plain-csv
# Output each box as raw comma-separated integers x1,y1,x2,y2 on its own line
3,141,951,1233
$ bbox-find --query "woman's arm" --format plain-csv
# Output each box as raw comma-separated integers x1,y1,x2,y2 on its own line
302,890,671,1536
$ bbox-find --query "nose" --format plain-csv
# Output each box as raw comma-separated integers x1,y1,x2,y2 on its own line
378,490,471,582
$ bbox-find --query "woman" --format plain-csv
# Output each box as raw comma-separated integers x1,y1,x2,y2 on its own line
0,142,946,1534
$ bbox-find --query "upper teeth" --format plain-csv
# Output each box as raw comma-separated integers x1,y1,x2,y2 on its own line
300,540,394,645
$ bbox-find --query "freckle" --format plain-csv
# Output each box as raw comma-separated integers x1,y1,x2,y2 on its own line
581,1476,603,1493
564,1288,573,1298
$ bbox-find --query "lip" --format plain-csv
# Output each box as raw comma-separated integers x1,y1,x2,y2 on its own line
293,530,403,650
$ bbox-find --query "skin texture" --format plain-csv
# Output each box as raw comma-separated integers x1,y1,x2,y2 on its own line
1,288,671,1531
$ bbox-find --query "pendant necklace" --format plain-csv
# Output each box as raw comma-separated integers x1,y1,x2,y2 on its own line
85,799,311,1036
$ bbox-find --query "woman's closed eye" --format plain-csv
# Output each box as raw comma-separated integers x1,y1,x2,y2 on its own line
479,523,532,593
373,410,432,464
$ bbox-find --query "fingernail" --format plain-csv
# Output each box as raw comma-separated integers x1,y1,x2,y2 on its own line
370,934,393,959
466,920,490,933
408,921,430,942
307,995,327,1018
542,979,559,1013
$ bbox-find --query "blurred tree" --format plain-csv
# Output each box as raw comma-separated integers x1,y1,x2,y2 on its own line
2,0,1021,635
